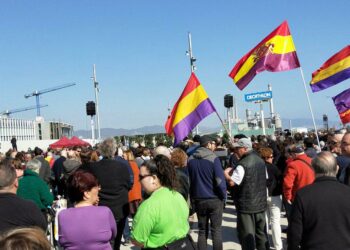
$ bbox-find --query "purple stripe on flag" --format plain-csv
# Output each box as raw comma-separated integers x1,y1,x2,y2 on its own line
332,88,350,114
172,99,216,145
235,51,300,90
311,68,350,92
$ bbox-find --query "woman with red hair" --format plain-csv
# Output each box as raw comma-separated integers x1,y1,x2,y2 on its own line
58,170,116,250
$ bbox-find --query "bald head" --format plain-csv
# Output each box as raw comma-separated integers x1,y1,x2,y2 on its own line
312,151,338,177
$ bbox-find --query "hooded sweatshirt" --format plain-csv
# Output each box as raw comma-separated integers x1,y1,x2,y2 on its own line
187,147,227,200
63,159,81,181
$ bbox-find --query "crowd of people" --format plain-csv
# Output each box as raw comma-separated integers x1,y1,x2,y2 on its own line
0,128,350,250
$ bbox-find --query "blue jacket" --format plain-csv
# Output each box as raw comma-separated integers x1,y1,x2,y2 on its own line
187,147,227,200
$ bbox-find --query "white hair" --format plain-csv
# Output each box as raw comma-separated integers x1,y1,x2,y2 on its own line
26,159,42,174
99,138,117,158
153,146,171,159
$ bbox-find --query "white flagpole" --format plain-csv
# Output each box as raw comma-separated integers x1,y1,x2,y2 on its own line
299,67,321,148
214,110,233,143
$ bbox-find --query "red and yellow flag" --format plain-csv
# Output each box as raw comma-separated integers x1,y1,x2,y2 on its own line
229,21,300,90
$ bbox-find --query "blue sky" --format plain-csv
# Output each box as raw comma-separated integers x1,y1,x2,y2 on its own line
0,0,349,131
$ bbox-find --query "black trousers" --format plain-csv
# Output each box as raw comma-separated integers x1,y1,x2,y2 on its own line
237,211,269,250
112,216,127,250
194,198,224,250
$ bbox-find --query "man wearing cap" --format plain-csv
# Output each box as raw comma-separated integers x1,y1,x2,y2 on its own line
187,134,227,250
283,144,315,220
224,137,269,250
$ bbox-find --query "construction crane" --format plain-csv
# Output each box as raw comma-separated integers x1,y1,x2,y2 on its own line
0,104,48,118
24,83,76,116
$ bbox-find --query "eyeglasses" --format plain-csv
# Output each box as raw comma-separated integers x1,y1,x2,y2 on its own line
266,155,273,159
329,141,339,145
139,174,153,181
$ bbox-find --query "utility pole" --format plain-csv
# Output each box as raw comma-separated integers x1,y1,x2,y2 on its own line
187,32,196,73
187,32,198,135
92,65,101,140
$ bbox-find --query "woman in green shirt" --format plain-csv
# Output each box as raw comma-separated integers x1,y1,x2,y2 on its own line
131,155,194,250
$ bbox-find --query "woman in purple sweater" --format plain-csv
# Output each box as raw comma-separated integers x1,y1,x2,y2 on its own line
58,170,116,250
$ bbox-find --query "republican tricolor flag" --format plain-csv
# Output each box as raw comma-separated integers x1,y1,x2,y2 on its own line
310,45,350,92
229,21,300,90
165,73,216,145
332,88,350,125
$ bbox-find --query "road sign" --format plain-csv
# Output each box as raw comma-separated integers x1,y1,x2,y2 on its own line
244,91,272,102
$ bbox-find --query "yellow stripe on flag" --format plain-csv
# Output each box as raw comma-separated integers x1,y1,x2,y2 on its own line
172,85,209,127
311,56,350,84
340,109,350,118
234,35,296,83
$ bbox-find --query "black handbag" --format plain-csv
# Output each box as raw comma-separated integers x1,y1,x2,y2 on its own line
165,234,196,250
143,235,196,250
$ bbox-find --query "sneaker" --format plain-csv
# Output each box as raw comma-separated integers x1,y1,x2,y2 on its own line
123,239,131,245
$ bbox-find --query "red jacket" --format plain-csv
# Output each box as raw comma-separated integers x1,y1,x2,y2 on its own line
283,154,315,201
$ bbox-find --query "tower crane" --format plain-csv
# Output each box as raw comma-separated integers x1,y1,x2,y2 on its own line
0,104,48,118
24,83,76,116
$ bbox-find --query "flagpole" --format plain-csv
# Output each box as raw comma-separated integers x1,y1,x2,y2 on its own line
187,32,199,135
299,67,321,148
214,110,233,142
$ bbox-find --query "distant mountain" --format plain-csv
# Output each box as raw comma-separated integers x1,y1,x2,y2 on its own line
74,125,166,138
74,125,221,138
280,118,340,129
74,118,342,138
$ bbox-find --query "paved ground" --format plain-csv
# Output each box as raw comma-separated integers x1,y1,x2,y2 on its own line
121,200,288,250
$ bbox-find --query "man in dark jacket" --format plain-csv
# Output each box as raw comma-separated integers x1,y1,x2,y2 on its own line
52,149,67,198
187,135,227,250
33,147,51,185
0,160,47,233
84,138,131,250
288,151,350,250
224,138,268,250
10,136,17,151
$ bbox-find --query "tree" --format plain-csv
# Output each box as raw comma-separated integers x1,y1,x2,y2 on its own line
144,134,154,148
114,136,121,145
164,134,174,147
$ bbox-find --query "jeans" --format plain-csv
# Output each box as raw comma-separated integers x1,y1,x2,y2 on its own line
237,211,269,250
267,195,282,250
194,198,224,250
122,217,130,241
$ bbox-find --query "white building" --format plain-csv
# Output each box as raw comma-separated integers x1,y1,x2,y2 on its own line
0,117,73,142
0,117,73,152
